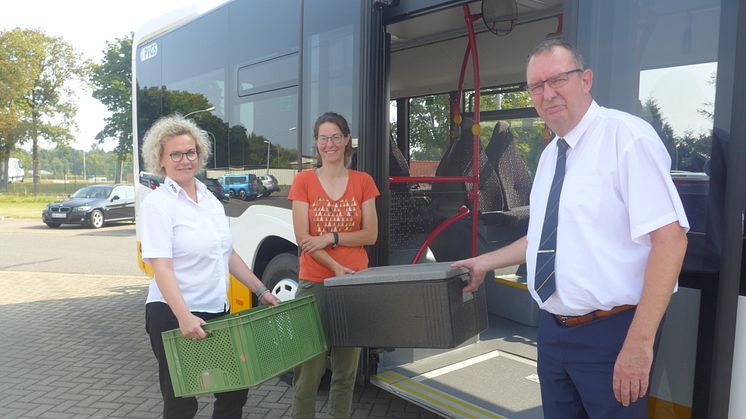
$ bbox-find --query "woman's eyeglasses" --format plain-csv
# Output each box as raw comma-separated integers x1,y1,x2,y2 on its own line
316,134,346,145
169,150,199,162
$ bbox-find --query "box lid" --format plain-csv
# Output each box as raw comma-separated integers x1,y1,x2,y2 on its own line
324,262,468,286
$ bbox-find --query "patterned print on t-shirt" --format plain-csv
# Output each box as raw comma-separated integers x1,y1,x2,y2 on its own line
311,196,359,233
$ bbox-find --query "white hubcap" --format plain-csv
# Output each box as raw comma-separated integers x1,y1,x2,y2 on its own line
272,279,298,301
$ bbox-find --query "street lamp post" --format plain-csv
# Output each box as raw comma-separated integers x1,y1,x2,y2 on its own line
184,105,215,118
205,131,217,169
263,140,271,175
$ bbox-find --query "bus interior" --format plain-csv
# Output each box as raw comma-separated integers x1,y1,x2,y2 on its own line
368,0,716,417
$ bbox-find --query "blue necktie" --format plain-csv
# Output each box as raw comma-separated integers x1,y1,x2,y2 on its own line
535,138,569,302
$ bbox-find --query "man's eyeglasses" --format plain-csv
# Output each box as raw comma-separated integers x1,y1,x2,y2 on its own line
316,134,346,145
169,150,199,162
526,69,583,96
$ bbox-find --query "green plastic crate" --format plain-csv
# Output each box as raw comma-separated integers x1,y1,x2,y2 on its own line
162,295,327,397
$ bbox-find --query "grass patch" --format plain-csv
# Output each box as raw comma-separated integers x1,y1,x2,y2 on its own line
0,201,48,219
0,194,67,219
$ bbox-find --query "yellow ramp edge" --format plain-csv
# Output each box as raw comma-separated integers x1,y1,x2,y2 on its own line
373,370,504,419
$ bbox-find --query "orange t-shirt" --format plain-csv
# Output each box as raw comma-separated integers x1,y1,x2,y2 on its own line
288,169,380,282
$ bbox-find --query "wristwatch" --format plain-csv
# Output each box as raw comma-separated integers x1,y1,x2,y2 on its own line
332,232,339,248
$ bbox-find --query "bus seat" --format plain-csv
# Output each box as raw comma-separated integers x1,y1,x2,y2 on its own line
478,121,532,248
389,135,411,192
429,120,533,262
430,118,504,216
484,121,532,209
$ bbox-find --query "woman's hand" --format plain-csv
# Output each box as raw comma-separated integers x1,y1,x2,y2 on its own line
332,264,355,277
177,313,208,340
299,234,333,253
259,291,281,306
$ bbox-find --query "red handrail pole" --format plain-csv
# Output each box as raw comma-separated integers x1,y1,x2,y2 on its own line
464,5,480,258
389,175,471,184
411,206,471,264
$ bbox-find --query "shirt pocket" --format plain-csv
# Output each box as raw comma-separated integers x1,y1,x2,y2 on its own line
560,175,603,224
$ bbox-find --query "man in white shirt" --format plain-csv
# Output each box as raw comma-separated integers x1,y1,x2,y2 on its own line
453,39,688,418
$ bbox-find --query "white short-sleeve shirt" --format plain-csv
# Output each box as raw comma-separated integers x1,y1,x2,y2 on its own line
140,177,232,313
526,101,690,316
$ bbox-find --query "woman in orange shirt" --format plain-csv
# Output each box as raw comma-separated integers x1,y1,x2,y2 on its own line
289,112,379,418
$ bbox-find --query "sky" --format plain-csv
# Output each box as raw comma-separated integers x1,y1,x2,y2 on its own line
0,0,227,152
639,62,717,138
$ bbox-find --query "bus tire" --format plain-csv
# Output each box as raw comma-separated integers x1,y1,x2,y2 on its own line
263,252,299,301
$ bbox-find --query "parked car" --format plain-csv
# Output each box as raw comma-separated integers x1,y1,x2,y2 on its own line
258,175,281,197
218,174,261,201
202,177,229,202
671,170,709,234
42,184,135,229
139,172,160,190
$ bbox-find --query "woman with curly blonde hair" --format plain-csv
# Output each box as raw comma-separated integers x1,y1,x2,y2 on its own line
139,114,280,419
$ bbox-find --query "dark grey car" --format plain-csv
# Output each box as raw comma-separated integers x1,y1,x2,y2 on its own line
42,185,135,228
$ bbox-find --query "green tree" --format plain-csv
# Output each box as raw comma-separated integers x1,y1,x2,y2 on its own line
6,29,88,194
90,34,133,183
409,95,451,161
0,29,39,187
641,97,677,166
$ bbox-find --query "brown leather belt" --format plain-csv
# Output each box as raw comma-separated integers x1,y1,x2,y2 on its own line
554,304,636,327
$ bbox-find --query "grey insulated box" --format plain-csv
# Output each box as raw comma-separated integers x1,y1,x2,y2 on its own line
324,262,488,348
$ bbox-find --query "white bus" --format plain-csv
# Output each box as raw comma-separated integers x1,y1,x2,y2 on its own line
132,0,746,417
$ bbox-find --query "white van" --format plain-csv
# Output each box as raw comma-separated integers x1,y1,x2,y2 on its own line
7,158,23,183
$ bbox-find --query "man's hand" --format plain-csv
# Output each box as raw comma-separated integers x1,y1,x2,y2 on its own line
613,338,654,406
452,257,488,292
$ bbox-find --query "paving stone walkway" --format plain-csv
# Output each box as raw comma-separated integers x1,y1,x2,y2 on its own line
0,271,439,418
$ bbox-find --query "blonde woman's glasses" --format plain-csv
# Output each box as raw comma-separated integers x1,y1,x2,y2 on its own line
169,150,199,162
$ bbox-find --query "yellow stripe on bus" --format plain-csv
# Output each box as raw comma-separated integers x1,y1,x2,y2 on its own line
648,396,692,419
378,370,504,419
376,372,479,419
493,275,528,290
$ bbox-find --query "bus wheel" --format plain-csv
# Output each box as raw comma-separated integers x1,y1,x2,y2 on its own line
239,189,247,200
263,252,299,301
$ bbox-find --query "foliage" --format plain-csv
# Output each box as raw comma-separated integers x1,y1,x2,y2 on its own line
401,89,542,177
90,34,133,182
641,97,711,172
0,28,88,193
136,86,296,171
408,95,451,161
0,28,41,185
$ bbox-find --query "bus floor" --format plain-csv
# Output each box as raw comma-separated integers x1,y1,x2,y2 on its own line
371,313,543,419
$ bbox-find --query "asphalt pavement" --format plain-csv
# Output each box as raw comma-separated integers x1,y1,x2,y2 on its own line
0,219,439,418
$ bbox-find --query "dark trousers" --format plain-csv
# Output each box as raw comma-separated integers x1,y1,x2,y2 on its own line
537,308,660,419
145,302,248,419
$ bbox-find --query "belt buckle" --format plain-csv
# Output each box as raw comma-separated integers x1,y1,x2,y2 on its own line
555,315,573,326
